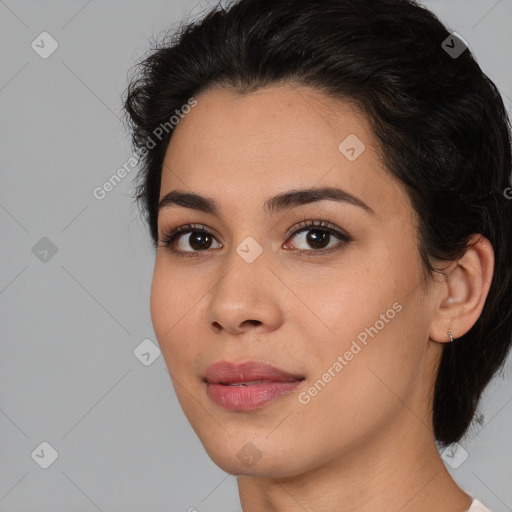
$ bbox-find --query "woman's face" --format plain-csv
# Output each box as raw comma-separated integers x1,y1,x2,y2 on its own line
151,84,443,478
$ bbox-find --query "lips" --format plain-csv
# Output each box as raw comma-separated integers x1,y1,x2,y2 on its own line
203,360,304,385
203,361,305,411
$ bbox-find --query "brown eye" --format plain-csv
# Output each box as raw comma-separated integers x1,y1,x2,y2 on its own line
302,229,331,249
284,220,352,253
159,224,222,254
183,231,215,251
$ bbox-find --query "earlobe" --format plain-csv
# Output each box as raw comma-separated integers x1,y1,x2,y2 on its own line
429,235,494,343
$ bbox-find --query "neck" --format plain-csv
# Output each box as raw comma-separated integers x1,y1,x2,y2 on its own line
237,415,473,512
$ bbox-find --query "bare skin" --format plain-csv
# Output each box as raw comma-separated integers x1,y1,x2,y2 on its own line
150,84,494,512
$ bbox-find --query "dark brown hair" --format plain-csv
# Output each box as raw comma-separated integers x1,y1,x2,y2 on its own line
123,0,512,447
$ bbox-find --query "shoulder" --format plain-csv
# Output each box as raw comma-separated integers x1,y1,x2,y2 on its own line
468,498,492,512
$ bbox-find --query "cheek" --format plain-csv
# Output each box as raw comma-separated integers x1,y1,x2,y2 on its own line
149,262,171,342
290,260,393,343
149,258,200,366
293,248,425,389
291,304,424,459
302,273,427,420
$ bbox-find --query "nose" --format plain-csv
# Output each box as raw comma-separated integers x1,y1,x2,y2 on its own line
204,245,283,336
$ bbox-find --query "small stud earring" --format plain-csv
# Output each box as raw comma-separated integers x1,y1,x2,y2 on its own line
448,329,454,343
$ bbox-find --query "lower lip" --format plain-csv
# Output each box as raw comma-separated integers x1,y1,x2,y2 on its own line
206,381,302,411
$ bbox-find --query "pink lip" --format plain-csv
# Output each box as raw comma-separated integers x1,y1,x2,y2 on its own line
204,361,305,411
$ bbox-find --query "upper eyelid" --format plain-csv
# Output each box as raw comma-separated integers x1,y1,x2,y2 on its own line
160,220,344,236
285,219,347,236
160,220,350,246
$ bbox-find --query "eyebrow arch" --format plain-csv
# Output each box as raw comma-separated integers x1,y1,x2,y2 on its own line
158,186,374,216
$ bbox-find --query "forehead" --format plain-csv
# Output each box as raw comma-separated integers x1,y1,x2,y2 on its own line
165,84,371,164
159,84,409,220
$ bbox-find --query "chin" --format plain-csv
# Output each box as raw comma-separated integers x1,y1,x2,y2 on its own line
199,434,308,479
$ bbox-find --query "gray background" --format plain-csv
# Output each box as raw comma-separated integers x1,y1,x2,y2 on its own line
1,1,511,511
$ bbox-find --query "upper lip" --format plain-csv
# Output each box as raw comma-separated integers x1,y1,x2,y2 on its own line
204,360,305,384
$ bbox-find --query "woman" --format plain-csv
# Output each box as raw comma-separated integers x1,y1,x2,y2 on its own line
123,0,512,510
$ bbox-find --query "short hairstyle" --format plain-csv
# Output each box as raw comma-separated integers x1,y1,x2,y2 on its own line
123,0,512,447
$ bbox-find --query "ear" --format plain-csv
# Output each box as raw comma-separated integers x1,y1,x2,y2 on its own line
429,234,494,343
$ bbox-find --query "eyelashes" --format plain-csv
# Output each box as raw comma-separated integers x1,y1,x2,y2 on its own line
159,224,221,256
158,219,352,258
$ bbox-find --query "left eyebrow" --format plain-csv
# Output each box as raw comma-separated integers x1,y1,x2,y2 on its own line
264,186,374,215
158,186,374,216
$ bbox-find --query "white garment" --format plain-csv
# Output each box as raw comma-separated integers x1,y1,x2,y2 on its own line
468,498,492,512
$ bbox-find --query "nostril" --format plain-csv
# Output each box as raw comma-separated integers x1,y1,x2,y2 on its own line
211,322,222,333
242,319,262,327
